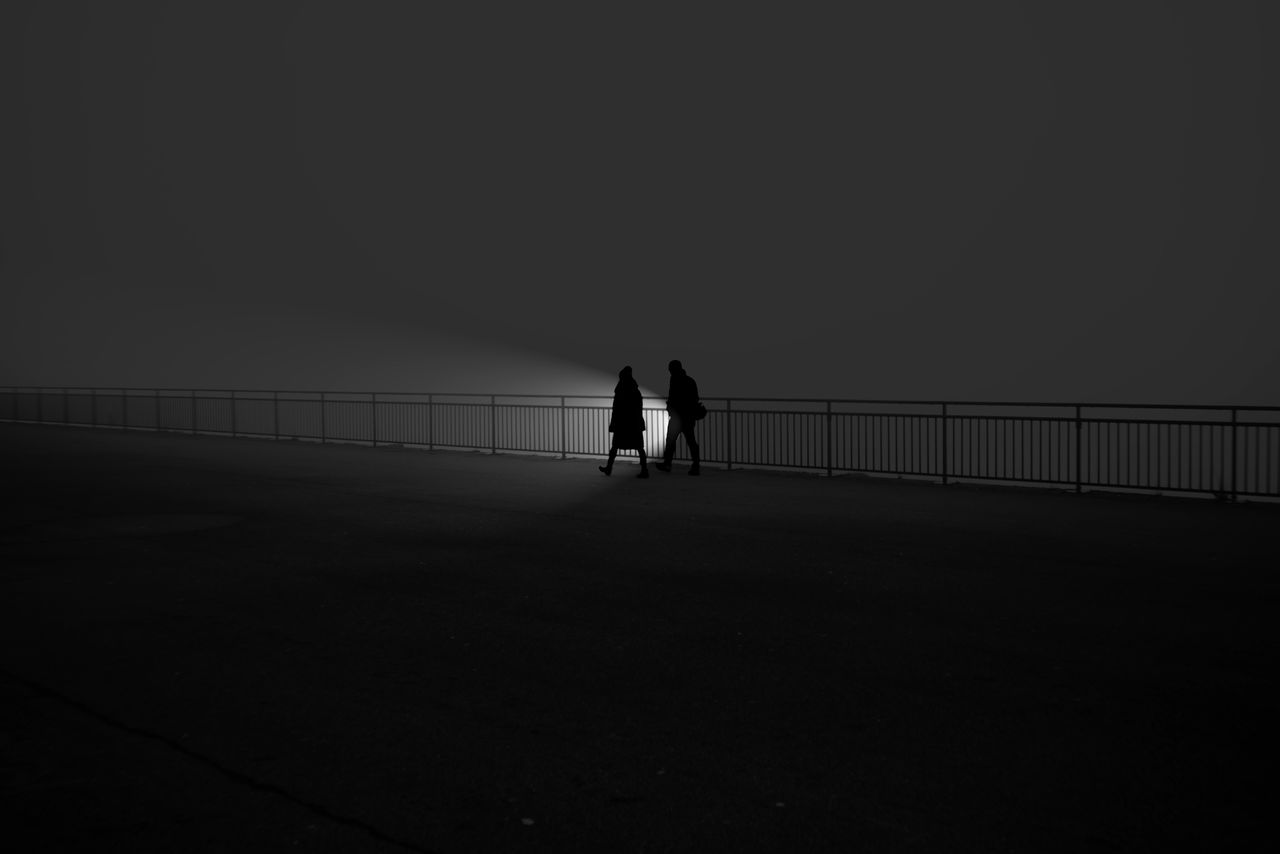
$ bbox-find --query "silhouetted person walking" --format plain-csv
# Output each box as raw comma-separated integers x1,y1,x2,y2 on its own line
599,365,649,478
654,359,701,476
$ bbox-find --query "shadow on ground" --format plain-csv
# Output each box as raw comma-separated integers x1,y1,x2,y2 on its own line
0,424,1275,852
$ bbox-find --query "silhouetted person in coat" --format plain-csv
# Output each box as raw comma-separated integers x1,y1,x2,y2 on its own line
599,365,649,478
654,359,701,476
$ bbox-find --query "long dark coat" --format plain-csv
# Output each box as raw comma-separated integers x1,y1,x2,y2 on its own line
608,377,646,450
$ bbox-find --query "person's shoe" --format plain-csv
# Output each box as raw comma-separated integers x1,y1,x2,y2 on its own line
688,466,701,476
637,469,649,479
598,466,611,476
654,462,672,472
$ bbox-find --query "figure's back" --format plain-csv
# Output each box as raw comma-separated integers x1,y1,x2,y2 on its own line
670,372,698,415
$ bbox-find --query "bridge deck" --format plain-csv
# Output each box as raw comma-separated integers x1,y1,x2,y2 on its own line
1,424,1273,852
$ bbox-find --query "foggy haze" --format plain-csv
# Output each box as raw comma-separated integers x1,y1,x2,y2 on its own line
2,2,1274,403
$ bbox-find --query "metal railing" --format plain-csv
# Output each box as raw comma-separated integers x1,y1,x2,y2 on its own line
3,387,1279,501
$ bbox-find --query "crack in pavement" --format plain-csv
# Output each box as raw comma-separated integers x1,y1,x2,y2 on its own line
0,668,443,854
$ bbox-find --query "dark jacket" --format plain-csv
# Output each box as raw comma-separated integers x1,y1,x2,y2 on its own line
666,369,700,420
609,376,646,450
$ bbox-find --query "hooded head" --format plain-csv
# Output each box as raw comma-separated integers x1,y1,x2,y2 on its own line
616,365,638,391
668,359,683,374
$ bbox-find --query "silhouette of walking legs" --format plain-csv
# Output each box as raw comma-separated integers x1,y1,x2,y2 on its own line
657,414,700,475
600,445,649,478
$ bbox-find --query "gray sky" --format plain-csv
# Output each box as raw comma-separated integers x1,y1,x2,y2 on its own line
2,2,1275,402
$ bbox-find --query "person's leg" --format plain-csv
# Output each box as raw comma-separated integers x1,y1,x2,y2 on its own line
599,445,618,475
685,425,700,475
637,448,649,478
656,414,682,471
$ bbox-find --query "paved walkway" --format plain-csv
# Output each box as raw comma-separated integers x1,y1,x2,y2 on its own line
1,424,1274,852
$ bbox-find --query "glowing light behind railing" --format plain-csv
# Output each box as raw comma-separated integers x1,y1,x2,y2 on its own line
643,399,670,458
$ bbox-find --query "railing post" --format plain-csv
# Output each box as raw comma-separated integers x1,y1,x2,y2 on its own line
65,387,70,425
941,402,949,484
231,390,238,438
273,391,279,440
190,389,198,435
428,394,434,450
1230,408,1238,503
320,392,326,444
1074,404,1083,493
560,396,567,459
490,395,497,454
371,392,378,447
825,400,832,477
726,399,733,470
154,388,160,431
91,388,97,427
36,387,43,424
122,389,127,431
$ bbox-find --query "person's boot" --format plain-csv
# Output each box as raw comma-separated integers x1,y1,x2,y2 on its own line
688,464,700,476
598,465,611,476
654,461,672,472
637,465,649,479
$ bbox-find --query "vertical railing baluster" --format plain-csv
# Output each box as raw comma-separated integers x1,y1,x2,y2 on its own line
371,392,378,447
320,392,326,444
726,399,733,470
1230,408,1238,503
941,403,948,484
825,400,832,477
1074,405,1082,493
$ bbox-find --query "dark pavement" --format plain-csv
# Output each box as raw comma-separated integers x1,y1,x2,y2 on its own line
1,423,1275,852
